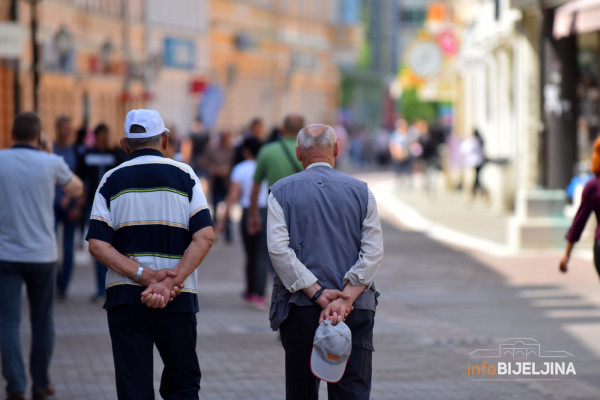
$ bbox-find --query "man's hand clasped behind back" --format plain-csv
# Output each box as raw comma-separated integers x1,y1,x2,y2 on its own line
315,289,353,326
140,268,185,309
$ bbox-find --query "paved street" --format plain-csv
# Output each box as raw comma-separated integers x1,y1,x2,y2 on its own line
3,173,600,399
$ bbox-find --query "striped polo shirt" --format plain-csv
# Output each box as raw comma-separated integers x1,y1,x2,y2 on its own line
86,148,212,313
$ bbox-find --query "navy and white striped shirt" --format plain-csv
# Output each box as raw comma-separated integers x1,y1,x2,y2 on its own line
86,148,212,313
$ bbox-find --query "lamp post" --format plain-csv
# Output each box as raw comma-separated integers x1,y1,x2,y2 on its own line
30,0,39,111
9,0,19,114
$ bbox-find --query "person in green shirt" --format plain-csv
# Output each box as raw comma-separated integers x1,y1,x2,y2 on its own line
247,114,305,234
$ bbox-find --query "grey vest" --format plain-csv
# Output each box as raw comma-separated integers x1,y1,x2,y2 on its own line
269,165,378,330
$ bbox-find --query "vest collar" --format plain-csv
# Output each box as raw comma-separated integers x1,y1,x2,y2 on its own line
306,162,332,169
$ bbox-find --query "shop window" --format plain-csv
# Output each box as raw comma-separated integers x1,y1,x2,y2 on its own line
400,8,426,27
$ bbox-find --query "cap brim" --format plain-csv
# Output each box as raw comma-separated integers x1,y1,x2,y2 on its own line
310,347,348,383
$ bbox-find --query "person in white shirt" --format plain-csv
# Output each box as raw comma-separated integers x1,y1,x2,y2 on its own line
460,128,488,202
216,137,270,309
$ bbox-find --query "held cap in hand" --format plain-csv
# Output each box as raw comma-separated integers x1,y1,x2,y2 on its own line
310,320,352,383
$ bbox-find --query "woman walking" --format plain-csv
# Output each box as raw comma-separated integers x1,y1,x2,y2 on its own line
560,137,600,278
216,137,270,308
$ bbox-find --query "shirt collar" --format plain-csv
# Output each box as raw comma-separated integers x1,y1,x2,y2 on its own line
11,144,37,150
130,148,164,159
306,162,332,169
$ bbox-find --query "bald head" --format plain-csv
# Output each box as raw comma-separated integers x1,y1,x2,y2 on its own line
295,124,338,168
297,124,336,150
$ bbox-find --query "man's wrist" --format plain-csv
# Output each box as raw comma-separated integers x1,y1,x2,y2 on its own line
133,265,145,282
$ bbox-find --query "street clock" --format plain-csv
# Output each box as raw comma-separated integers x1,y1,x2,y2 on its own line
406,40,443,77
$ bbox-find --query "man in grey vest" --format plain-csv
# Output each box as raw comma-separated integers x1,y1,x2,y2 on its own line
267,124,383,400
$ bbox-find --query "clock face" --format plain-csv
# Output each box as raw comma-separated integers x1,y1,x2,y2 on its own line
407,41,443,77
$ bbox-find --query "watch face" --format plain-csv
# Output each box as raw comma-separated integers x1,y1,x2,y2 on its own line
408,41,443,77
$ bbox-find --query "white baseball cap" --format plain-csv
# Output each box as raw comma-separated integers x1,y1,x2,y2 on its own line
124,109,170,139
310,320,352,383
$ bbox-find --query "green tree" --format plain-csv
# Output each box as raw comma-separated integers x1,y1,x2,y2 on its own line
399,88,438,123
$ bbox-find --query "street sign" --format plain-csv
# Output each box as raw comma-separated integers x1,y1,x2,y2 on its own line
0,22,25,59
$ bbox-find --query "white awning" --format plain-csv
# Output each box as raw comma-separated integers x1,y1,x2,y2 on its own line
553,0,600,38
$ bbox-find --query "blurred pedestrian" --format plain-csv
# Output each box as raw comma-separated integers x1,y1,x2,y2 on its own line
206,130,234,243
87,109,214,399
460,128,488,202
216,137,270,308
349,130,366,167
0,112,83,400
560,137,600,278
180,117,210,195
267,126,282,143
374,127,391,166
53,115,85,300
74,121,91,247
78,123,119,303
232,117,265,166
247,114,304,235
267,124,383,400
332,121,348,167
418,122,441,196
389,119,413,189
74,122,88,158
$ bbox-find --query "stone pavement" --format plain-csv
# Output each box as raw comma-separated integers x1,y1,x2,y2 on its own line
3,171,600,399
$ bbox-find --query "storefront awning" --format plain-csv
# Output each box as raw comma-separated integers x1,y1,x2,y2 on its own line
553,0,600,38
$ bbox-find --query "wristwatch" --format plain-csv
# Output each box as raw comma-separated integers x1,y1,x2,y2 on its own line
134,265,145,282
311,286,325,303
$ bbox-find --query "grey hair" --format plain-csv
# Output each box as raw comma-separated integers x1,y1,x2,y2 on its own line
297,125,337,150
125,133,163,151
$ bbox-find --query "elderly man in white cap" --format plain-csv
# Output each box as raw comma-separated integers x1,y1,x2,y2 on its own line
267,123,384,400
87,109,214,399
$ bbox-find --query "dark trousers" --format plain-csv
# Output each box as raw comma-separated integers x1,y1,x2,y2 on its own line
54,205,76,296
211,178,231,242
240,208,271,297
107,305,201,400
86,205,107,297
0,261,56,394
279,305,374,400
472,165,487,197
593,241,600,279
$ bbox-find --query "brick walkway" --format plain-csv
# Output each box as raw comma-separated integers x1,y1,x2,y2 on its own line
3,173,600,399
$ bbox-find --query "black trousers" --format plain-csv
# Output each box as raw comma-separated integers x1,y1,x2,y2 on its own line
279,305,375,400
240,208,270,296
593,241,600,279
107,305,201,400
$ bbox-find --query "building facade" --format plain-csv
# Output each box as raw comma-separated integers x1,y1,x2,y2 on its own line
0,0,148,147
208,0,360,131
1,0,361,147
145,0,210,135
453,0,598,248
453,0,527,212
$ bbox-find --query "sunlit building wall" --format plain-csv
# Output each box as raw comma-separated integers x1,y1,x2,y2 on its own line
208,0,360,131
453,0,530,213
145,0,210,136
0,2,16,147
0,0,147,147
